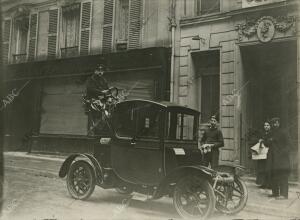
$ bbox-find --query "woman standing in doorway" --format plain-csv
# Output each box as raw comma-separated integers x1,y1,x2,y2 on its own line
255,121,272,188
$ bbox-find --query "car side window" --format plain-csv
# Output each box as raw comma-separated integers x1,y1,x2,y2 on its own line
166,112,196,141
136,103,161,139
113,102,135,137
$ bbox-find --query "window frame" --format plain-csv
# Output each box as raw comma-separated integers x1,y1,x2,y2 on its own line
12,16,30,63
113,102,136,139
195,0,221,16
165,110,198,141
135,103,162,140
60,3,81,57
115,0,129,51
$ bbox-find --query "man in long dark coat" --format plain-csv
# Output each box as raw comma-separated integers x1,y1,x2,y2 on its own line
268,117,290,199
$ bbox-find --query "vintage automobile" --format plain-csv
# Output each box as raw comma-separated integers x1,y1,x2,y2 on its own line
59,98,247,219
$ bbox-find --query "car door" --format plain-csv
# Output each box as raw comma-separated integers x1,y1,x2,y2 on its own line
164,109,202,174
111,101,164,186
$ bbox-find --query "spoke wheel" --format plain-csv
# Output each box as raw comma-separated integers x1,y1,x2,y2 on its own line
215,176,248,215
173,176,215,219
67,161,96,200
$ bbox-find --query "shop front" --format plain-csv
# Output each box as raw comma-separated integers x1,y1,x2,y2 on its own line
3,47,170,154
178,2,299,179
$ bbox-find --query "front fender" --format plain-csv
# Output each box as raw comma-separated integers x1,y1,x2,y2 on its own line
153,165,215,199
58,153,103,183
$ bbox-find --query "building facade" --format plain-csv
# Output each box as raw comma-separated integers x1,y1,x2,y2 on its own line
173,0,300,179
1,0,172,153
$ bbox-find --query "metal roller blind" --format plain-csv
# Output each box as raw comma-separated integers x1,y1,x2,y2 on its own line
108,78,154,100
40,78,88,135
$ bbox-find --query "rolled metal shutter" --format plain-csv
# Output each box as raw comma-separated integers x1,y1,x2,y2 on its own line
40,78,88,135
108,78,154,100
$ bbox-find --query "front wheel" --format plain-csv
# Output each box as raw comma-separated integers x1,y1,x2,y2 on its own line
173,176,216,219
66,160,96,200
215,176,248,215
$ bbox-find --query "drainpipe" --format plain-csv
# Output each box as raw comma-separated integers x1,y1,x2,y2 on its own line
169,0,176,102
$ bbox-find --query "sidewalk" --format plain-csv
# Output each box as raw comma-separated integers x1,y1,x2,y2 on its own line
3,151,300,219
4,151,66,162
242,178,300,219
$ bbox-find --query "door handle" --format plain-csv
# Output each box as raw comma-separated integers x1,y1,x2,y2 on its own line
130,142,136,145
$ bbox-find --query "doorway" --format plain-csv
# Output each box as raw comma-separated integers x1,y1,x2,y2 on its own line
240,41,298,179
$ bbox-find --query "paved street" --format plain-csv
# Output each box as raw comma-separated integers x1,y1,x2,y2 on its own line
1,152,300,220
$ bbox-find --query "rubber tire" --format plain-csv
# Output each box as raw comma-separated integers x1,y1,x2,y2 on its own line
216,176,248,215
173,176,216,219
66,160,96,200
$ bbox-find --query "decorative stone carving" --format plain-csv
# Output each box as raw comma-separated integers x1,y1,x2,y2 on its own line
257,16,276,43
236,15,297,42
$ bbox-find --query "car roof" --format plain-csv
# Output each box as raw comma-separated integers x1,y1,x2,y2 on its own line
117,99,200,115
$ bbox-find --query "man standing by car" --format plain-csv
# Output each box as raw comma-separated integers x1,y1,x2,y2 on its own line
200,115,224,168
268,117,290,199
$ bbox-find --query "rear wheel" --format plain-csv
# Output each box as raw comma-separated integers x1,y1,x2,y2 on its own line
215,176,248,214
173,176,215,219
66,161,96,200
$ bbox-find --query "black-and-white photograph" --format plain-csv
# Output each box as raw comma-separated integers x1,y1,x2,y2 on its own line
0,0,299,219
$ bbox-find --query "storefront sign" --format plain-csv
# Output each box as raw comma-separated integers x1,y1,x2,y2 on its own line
242,0,285,8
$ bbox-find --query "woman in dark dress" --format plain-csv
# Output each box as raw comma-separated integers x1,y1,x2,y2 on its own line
256,121,272,188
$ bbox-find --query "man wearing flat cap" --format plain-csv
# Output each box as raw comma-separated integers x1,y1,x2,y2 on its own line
200,115,224,168
268,117,291,199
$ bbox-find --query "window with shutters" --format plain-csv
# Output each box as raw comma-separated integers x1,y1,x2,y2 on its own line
37,9,59,60
2,19,11,64
115,0,129,51
102,0,142,52
195,0,220,16
127,0,142,50
61,4,81,58
102,0,115,53
80,2,92,56
12,16,29,63
48,9,59,59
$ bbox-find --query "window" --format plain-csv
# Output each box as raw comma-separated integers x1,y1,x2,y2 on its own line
2,19,12,64
113,102,135,137
193,51,220,123
116,0,129,51
195,0,220,16
166,111,196,141
61,4,81,57
12,17,29,63
102,0,142,52
136,103,161,138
